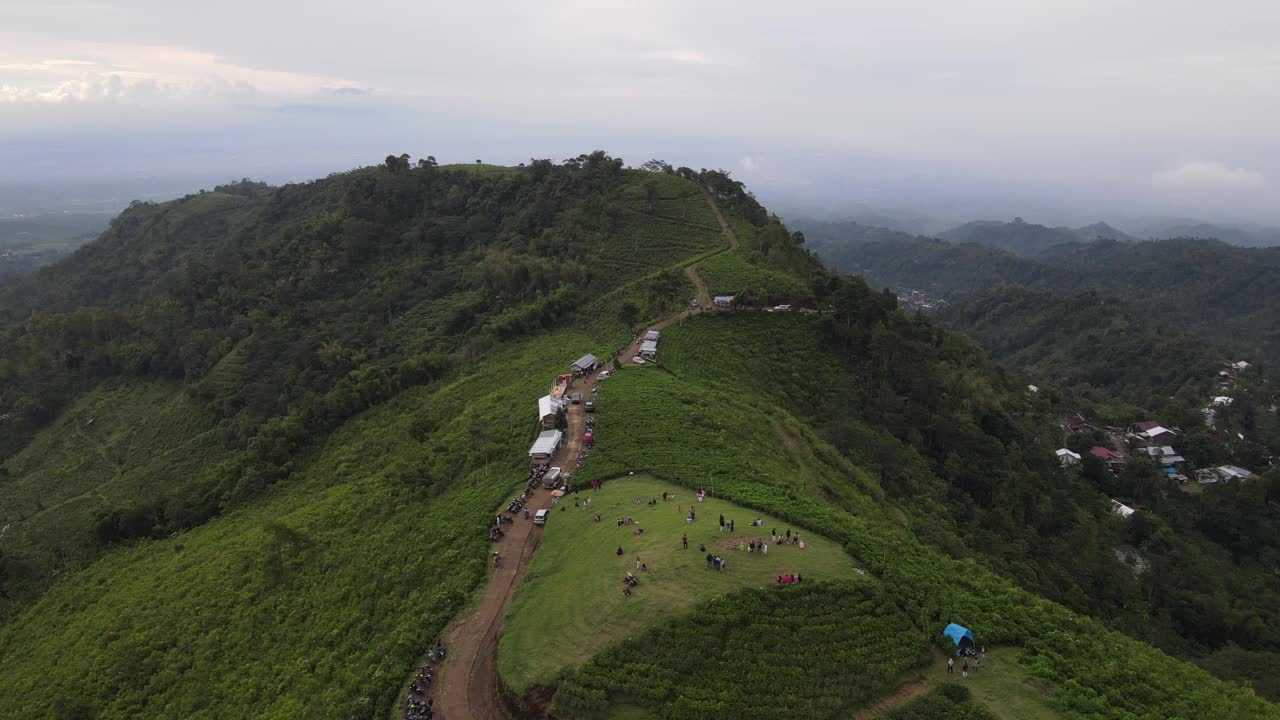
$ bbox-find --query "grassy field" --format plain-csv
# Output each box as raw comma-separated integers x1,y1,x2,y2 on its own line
499,475,863,693
873,648,1063,720
953,649,1063,720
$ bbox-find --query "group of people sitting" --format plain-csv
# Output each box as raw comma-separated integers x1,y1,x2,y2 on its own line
776,574,803,584
616,516,635,526
622,571,639,597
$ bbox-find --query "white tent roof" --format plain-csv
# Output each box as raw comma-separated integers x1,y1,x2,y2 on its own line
1141,426,1173,437
640,340,658,353
537,395,564,419
1056,448,1081,460
529,429,563,456
643,330,660,341
571,354,599,371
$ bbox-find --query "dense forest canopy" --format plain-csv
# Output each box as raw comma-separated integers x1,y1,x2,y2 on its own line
798,227,1280,366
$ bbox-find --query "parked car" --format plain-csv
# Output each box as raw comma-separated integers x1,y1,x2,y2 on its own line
533,509,549,526
585,401,595,413
571,392,582,404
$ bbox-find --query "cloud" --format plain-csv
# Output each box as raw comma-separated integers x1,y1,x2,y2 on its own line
0,37,361,105
740,156,757,170
660,50,710,65
1152,161,1266,190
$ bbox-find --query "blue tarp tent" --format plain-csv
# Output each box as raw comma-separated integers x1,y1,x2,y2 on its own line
943,623,975,654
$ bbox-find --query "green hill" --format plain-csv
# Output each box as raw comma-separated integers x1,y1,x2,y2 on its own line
0,155,1276,719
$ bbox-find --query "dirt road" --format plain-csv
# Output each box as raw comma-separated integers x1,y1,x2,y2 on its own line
413,189,739,719
420,381,589,720
701,187,740,250
617,189,736,365
686,264,712,310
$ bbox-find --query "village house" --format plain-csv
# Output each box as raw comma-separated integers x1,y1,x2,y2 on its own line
639,339,658,359
1141,446,1186,466
1129,421,1177,447
1090,446,1125,468
1056,448,1082,466
713,295,735,308
1110,500,1137,518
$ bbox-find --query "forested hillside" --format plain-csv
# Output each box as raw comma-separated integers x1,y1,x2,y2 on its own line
939,286,1225,407
0,153,725,619
0,157,1276,719
941,218,1082,256
805,232,1280,365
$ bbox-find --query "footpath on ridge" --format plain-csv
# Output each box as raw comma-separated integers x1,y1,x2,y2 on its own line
413,189,738,720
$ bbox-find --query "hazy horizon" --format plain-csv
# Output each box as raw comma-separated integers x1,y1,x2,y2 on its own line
4,1,1278,224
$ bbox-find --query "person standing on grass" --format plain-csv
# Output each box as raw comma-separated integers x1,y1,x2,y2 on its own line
962,661,969,679
762,542,768,555
682,533,688,549
947,657,954,674
635,555,642,570
729,519,734,532
705,552,713,569
719,514,725,532
786,528,791,540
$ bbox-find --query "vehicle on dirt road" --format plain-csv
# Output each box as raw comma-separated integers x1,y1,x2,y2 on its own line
585,401,595,412
571,392,582,404
534,509,549,526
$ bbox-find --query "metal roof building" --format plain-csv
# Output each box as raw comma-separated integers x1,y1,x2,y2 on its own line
529,429,563,458
571,354,599,373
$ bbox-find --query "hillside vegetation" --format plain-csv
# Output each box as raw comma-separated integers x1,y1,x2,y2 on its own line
0,154,730,620
0,156,1276,720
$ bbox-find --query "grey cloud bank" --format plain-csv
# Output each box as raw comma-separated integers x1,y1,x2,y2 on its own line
2,0,1277,223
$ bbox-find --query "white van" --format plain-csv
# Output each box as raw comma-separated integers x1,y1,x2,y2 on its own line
533,509,549,526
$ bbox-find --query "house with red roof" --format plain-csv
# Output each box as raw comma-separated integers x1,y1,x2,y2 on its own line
1090,446,1125,468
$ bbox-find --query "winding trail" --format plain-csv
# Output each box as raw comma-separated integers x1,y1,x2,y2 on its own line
412,188,739,720
701,188,741,250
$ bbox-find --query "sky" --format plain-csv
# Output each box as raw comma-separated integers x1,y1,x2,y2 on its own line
2,0,1278,225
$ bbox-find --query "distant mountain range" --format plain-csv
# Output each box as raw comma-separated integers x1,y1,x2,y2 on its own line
791,214,1280,260
796,227,1280,366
